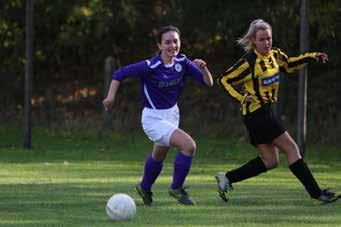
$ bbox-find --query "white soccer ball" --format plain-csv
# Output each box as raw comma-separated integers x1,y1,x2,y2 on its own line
106,193,136,221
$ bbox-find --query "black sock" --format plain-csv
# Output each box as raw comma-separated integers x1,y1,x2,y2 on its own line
226,156,267,184
289,158,321,199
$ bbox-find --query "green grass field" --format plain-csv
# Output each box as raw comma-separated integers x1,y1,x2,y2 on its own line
0,126,340,226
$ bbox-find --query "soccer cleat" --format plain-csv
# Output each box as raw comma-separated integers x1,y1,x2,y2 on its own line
168,186,195,205
215,172,232,202
314,189,340,205
135,184,153,206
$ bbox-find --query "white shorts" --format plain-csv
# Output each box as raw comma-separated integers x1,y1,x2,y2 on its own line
141,104,180,146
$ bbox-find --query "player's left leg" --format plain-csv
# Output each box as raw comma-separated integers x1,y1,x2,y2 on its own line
168,128,196,205
273,131,339,204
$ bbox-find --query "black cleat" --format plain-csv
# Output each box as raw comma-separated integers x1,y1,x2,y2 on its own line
314,189,340,205
135,184,153,206
168,186,195,205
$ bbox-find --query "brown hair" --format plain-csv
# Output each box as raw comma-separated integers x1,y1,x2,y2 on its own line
156,25,180,43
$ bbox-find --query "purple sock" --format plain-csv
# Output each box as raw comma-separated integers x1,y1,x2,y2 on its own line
140,154,163,192
171,151,193,189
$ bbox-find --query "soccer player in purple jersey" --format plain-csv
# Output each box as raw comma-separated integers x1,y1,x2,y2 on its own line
103,25,213,205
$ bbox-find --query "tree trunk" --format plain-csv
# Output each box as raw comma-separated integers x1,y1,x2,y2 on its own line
24,0,34,149
103,57,114,130
297,0,309,157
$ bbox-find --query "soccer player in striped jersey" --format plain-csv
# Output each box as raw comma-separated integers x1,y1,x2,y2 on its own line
103,25,213,206
215,19,339,204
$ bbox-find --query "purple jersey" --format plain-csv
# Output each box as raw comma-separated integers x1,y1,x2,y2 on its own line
112,54,206,109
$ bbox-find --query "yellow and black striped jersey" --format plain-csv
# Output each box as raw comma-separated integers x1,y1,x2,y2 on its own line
218,48,318,115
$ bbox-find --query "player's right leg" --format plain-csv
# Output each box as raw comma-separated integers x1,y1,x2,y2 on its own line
215,172,232,202
135,184,153,206
215,145,276,202
136,145,170,206
138,106,176,205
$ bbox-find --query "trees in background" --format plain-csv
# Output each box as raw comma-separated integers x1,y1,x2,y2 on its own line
1,0,340,144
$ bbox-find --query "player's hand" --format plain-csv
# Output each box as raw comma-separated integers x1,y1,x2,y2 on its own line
193,59,207,69
103,97,114,111
316,52,328,64
245,95,254,103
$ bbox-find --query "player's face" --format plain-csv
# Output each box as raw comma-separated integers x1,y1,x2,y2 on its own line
252,29,272,55
158,31,180,59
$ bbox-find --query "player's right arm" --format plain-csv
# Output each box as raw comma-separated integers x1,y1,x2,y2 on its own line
218,58,252,103
103,60,149,111
103,80,120,111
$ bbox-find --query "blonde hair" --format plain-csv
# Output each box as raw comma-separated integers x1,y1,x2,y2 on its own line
237,19,272,52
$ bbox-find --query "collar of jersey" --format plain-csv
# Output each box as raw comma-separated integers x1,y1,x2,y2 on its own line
156,55,174,68
254,49,271,58
147,54,186,69
156,54,186,68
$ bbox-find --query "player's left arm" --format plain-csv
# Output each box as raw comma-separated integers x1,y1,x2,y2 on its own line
316,52,328,63
276,48,328,73
192,59,213,87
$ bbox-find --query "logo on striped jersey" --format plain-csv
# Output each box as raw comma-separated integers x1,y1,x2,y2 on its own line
262,73,280,86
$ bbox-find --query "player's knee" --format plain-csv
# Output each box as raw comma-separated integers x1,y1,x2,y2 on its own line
183,139,196,156
262,156,279,170
152,151,168,161
269,157,280,169
283,145,301,160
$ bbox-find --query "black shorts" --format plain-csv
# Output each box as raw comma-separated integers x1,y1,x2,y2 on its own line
242,105,286,146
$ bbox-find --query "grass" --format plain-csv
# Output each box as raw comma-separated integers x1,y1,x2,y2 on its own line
0,125,340,226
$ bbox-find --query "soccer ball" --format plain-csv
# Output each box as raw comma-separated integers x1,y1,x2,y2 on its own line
106,193,136,221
